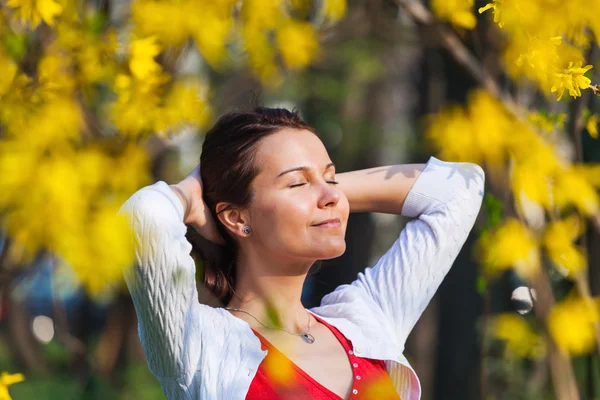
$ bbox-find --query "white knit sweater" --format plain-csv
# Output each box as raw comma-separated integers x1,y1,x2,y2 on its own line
119,156,485,399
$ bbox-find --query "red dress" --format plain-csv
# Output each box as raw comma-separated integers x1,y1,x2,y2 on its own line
246,313,401,399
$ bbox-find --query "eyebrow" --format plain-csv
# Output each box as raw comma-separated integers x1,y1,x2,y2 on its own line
277,162,336,178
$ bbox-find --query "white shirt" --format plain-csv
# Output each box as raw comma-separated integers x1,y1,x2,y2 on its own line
119,156,485,399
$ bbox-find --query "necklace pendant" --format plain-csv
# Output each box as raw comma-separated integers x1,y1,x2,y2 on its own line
301,333,315,344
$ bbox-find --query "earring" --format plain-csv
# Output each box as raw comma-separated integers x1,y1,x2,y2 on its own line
242,225,253,236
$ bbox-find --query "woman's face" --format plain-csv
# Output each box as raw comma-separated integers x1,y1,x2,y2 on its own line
246,128,349,262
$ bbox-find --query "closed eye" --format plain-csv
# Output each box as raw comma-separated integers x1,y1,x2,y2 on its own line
289,181,339,188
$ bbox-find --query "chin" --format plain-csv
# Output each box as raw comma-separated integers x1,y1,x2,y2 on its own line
316,239,346,260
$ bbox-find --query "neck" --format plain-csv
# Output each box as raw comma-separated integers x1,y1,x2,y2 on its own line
226,255,313,334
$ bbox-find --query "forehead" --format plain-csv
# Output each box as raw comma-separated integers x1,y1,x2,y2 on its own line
255,128,331,173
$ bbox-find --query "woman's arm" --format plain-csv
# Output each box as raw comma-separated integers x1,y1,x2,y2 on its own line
325,157,485,347
169,164,223,244
336,164,426,214
119,181,203,381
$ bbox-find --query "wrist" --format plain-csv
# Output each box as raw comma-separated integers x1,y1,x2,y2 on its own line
169,184,191,223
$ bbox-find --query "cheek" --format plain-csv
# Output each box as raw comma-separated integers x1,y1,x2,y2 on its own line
339,194,350,224
253,194,313,235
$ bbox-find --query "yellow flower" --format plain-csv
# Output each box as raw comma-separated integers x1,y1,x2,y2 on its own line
478,0,541,32
478,0,504,27
156,79,213,134
107,144,151,197
362,375,402,398
242,0,285,30
132,0,190,46
22,98,83,150
190,12,233,68
276,21,319,69
37,53,76,98
551,61,593,101
0,140,39,208
512,36,562,84
7,0,63,27
0,147,87,262
264,346,294,386
56,205,136,296
323,0,347,23
527,111,566,133
0,53,18,97
243,25,280,86
586,114,599,139
542,216,586,276
108,73,164,137
467,90,512,168
554,167,599,215
477,218,540,279
548,295,600,356
129,36,163,82
509,128,562,212
426,106,479,163
432,0,477,30
0,372,24,400
492,314,546,359
573,163,600,188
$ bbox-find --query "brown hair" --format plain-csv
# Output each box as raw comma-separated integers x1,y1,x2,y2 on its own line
197,107,317,304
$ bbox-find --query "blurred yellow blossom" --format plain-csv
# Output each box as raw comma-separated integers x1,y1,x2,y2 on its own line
477,218,540,279
554,167,599,215
426,106,478,163
188,2,234,67
492,314,546,359
573,163,600,187
323,0,347,22
37,52,76,98
56,205,136,295
264,347,294,386
548,294,600,356
109,73,163,137
0,53,18,97
432,0,477,30
107,144,152,198
21,98,83,149
467,90,512,168
156,79,213,134
0,140,39,208
510,136,562,211
586,113,599,139
361,375,401,398
277,22,319,69
132,0,191,47
0,372,24,400
7,0,63,28
129,36,163,82
527,111,566,133
2,150,86,261
543,216,586,276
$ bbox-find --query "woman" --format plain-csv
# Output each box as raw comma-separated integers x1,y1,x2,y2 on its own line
120,107,485,399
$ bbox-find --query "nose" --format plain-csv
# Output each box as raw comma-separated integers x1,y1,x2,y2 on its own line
317,180,340,209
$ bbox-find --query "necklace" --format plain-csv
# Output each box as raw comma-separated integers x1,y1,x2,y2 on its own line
224,307,316,344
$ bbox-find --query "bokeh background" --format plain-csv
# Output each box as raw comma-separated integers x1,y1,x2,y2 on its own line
0,0,599,399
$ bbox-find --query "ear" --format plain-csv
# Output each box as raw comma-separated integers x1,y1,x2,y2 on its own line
215,202,251,238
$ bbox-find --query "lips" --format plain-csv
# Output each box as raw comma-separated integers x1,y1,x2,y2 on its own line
311,218,341,228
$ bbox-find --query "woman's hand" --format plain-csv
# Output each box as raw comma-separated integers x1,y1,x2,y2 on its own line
169,165,225,244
